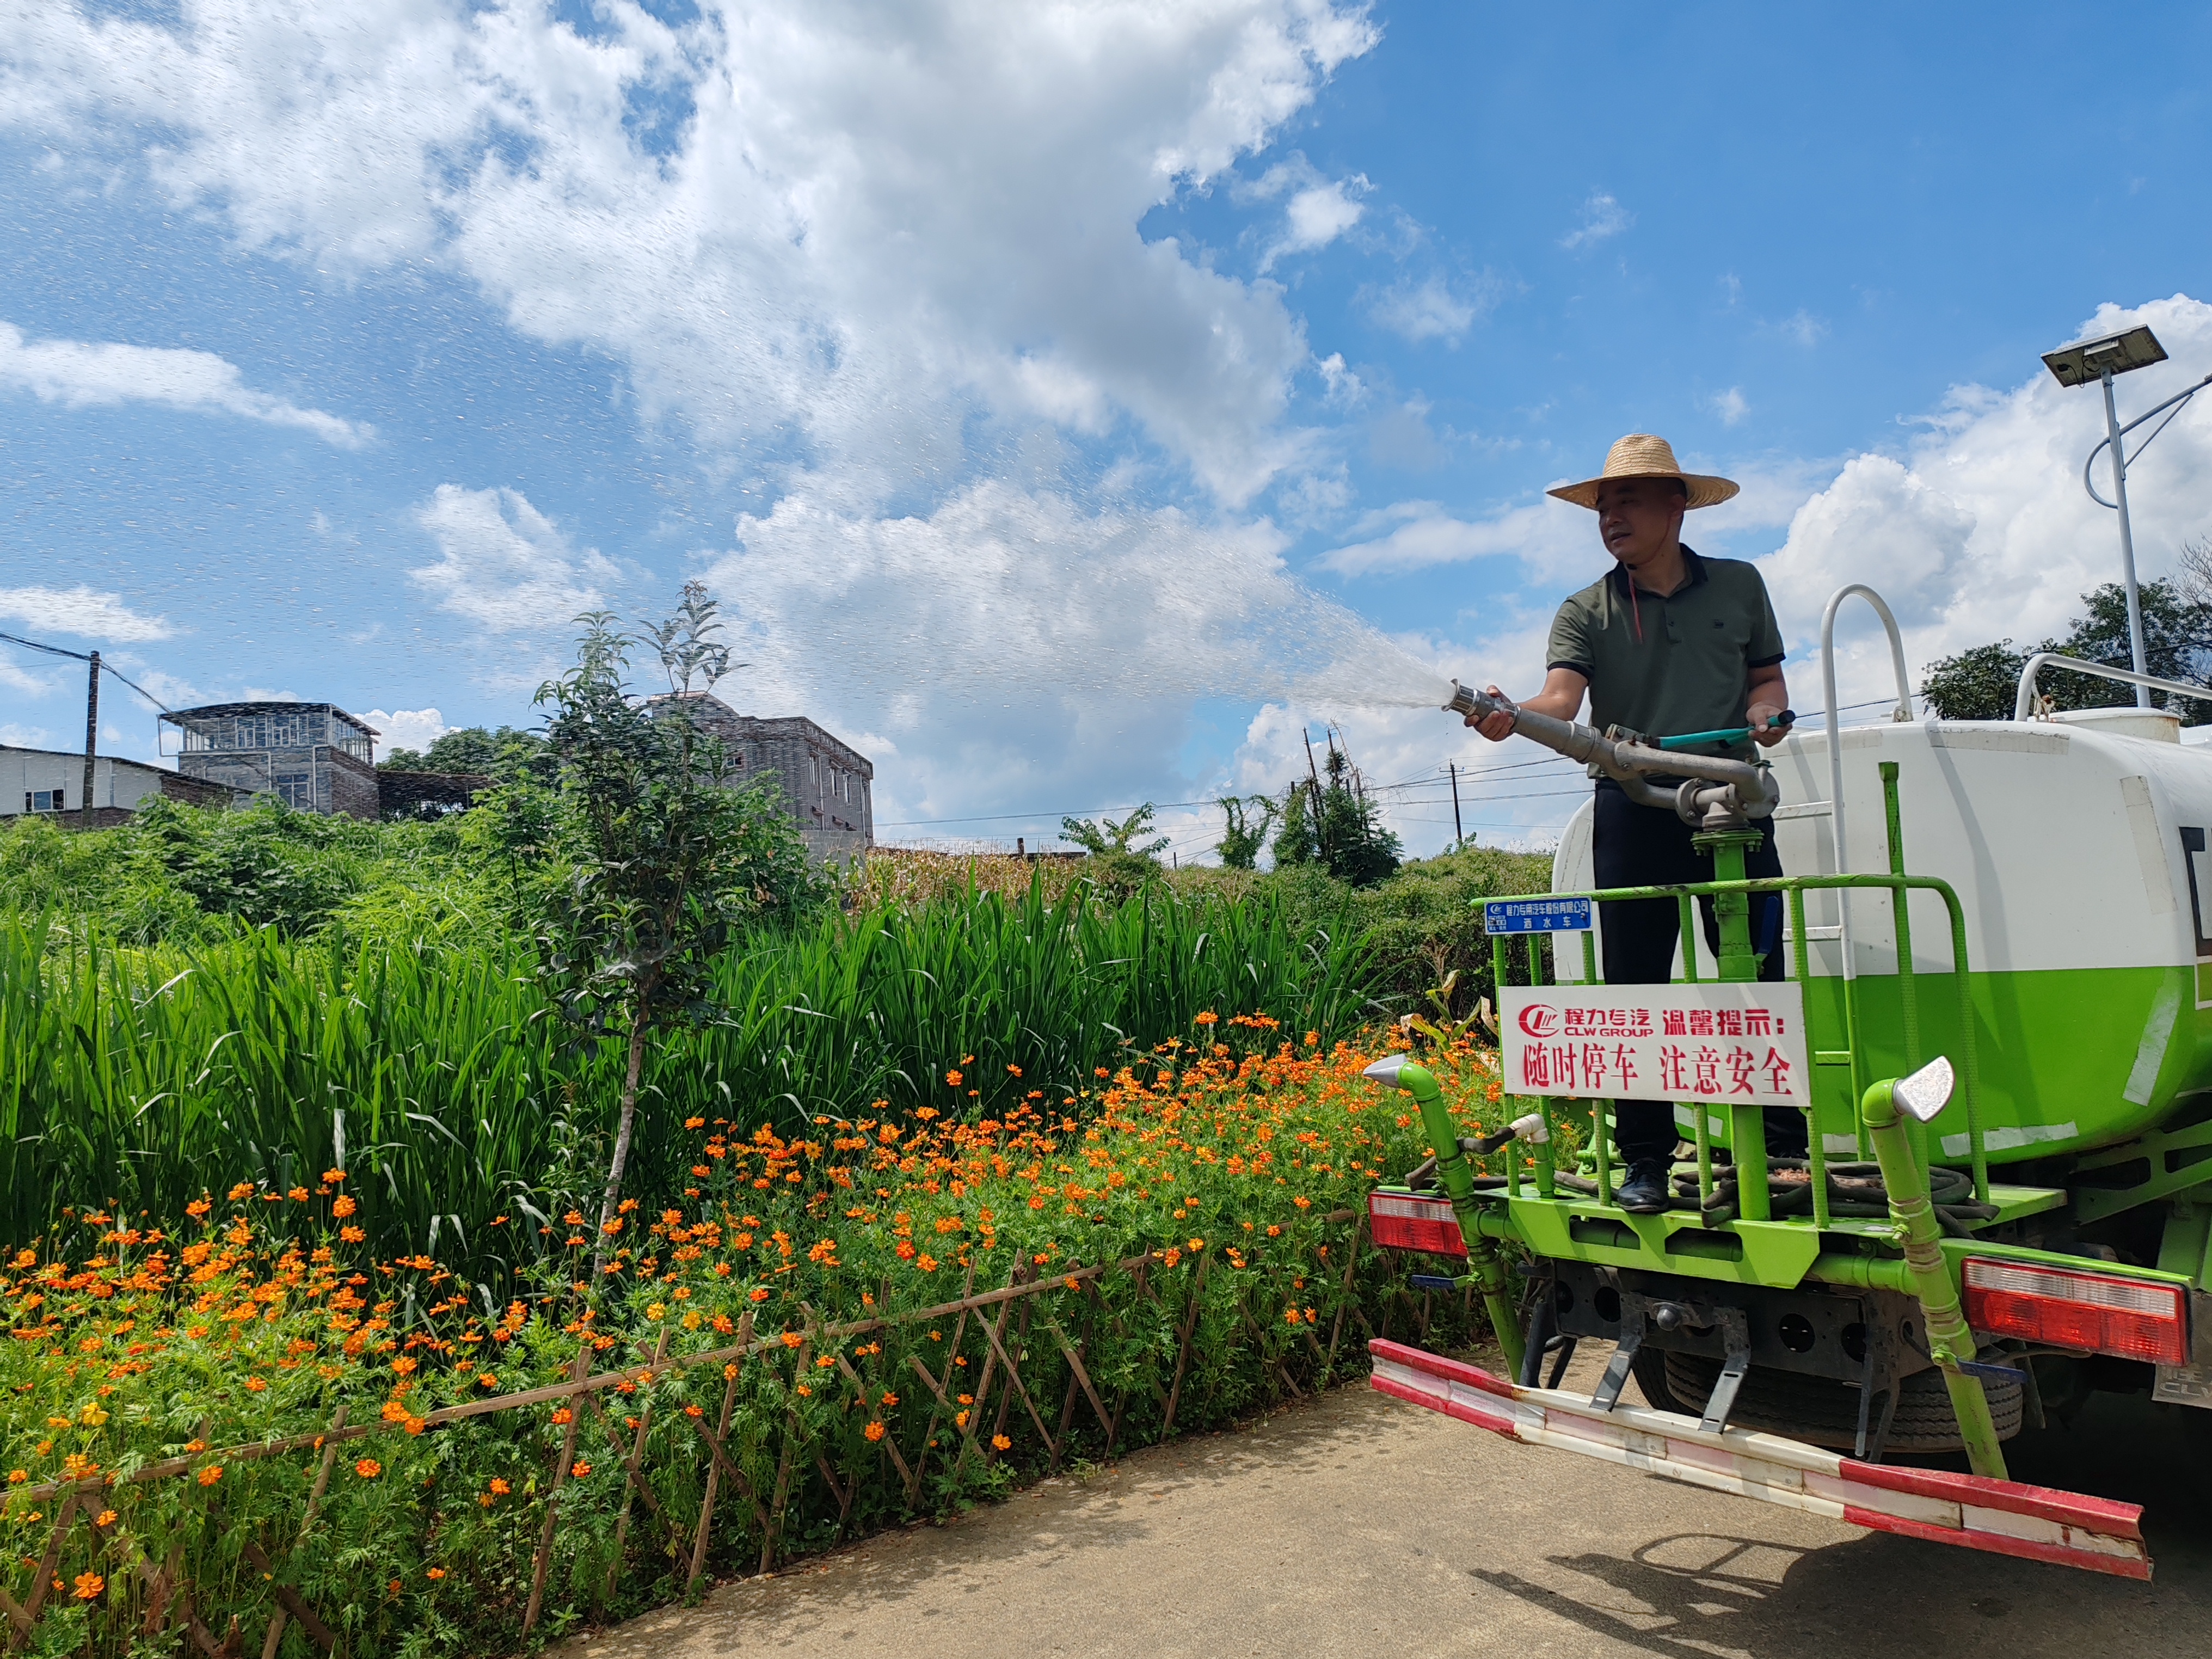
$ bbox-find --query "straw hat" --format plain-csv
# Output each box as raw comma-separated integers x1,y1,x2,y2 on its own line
1546,433,1740,511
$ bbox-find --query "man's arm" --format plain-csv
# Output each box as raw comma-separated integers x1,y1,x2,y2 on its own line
1747,661,1790,747
1466,667,1588,742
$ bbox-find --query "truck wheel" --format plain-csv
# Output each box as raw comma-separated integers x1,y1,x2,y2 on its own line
1631,1350,1685,1414
1661,1353,2024,1453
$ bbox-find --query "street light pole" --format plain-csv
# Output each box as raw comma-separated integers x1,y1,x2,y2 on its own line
2098,366,2153,708
2041,324,2190,712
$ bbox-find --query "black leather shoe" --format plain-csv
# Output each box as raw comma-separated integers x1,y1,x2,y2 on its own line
1615,1160,1673,1213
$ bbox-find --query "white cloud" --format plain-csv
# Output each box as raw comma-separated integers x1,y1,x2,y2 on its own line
701,477,1455,834
1320,497,1586,578
0,724,53,747
0,322,371,447
4,1,1375,507
1361,273,1491,344
410,484,624,640
1710,386,1748,426
1755,294,2212,710
1769,309,1827,348
0,584,173,642
362,707,456,757
1242,153,1369,268
1560,191,1631,251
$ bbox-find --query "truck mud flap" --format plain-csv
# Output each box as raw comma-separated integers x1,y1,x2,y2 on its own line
1369,1338,2149,1581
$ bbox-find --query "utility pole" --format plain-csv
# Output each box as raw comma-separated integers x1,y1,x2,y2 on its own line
1449,761,1464,847
79,650,100,832
1302,727,1328,863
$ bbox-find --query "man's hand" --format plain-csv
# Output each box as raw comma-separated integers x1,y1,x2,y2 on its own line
1469,667,1589,742
1747,702,1790,747
1467,685,1517,742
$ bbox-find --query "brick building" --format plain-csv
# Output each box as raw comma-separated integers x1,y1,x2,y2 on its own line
648,694,873,863
161,702,382,822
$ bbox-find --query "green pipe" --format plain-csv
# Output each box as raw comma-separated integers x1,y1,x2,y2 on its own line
1863,1073,2008,1479
1700,828,1769,1220
1879,763,1931,1173
1389,1058,1526,1377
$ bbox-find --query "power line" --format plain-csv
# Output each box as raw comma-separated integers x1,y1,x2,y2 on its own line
0,631,173,712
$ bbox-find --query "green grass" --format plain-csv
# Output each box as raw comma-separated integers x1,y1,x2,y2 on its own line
0,877,1379,1282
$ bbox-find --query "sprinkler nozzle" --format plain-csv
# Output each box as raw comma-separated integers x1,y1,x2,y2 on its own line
1444,680,1497,721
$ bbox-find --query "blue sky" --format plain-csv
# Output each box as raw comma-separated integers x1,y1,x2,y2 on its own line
4,1,2211,857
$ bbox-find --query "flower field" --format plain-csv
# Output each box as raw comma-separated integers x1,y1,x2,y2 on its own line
1,1022,1510,1658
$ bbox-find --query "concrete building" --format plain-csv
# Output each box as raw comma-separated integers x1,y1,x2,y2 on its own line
1,746,244,828
649,694,874,863
161,702,382,822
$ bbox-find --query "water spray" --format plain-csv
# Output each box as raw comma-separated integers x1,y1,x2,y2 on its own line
1440,679,1781,832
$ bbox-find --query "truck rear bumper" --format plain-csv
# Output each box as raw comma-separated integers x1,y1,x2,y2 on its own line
1370,1337,2149,1580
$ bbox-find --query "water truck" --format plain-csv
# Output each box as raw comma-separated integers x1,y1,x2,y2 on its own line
1363,585,2212,1581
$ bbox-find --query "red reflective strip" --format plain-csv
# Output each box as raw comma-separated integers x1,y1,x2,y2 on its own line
1842,1506,2150,1582
1370,1372,1521,1440
1368,1338,1517,1400
1839,1457,2144,1540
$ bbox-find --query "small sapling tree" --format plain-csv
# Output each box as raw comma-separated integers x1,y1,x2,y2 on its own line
533,583,811,1271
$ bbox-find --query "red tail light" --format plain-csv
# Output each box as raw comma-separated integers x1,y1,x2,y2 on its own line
1962,1258,2188,1366
1368,1190,1466,1258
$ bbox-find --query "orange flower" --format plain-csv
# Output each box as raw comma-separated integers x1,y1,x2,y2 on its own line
355,1459,382,1479
1187,1237,1204,1252
749,1288,771,1304
331,1195,357,1218
72,1572,103,1601
197,1465,223,1486
245,1377,268,1392
780,1331,803,1349
1194,1011,1219,1026
391,1356,418,1375
490,1477,511,1495
227,1182,254,1201
944,1070,963,1087
323,1169,346,1184
551,1408,573,1424
1294,1196,1312,1209
864,1421,887,1442
185,1198,212,1219
426,1568,446,1580
94,1510,116,1527
991,1434,1011,1452
570,1460,593,1477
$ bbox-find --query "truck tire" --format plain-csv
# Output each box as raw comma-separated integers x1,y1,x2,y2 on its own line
1631,1349,1685,1414
1661,1352,2024,1453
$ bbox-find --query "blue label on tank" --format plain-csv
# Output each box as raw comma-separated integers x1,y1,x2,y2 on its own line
1483,896,1593,934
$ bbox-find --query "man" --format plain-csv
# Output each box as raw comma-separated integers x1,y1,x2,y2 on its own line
1470,433,1798,1213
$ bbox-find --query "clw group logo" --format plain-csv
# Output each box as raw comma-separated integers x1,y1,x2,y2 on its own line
1516,1003,1560,1039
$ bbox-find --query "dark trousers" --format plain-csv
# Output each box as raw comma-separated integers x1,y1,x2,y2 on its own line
1591,782,1807,1165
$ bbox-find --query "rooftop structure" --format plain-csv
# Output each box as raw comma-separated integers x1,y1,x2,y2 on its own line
647,695,874,863
161,702,382,821
0,746,245,828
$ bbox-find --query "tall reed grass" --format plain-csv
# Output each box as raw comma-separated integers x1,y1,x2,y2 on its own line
0,877,1375,1280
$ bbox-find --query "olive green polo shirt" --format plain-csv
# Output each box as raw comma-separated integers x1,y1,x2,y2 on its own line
1545,546,1785,761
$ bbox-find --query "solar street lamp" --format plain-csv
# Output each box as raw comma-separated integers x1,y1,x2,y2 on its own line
2041,324,2212,709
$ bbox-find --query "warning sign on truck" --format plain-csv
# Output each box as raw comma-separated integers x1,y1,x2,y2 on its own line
1498,982,1810,1107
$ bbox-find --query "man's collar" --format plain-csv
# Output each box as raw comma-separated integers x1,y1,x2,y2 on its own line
1610,544,1707,600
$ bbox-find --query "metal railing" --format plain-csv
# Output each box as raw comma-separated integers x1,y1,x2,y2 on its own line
2013,652,2212,721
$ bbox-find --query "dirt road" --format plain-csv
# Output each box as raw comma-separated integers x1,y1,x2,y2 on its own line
550,1348,2212,1658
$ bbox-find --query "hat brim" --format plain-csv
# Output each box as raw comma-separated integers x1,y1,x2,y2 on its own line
1546,471,1740,511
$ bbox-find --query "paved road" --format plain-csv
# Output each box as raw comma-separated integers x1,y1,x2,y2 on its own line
552,1347,2212,1658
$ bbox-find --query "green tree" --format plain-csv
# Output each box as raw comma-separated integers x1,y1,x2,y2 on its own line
1919,641,2030,721
382,724,554,783
1214,795,1277,870
532,583,816,1267
1922,579,2212,722
1060,803,1169,895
